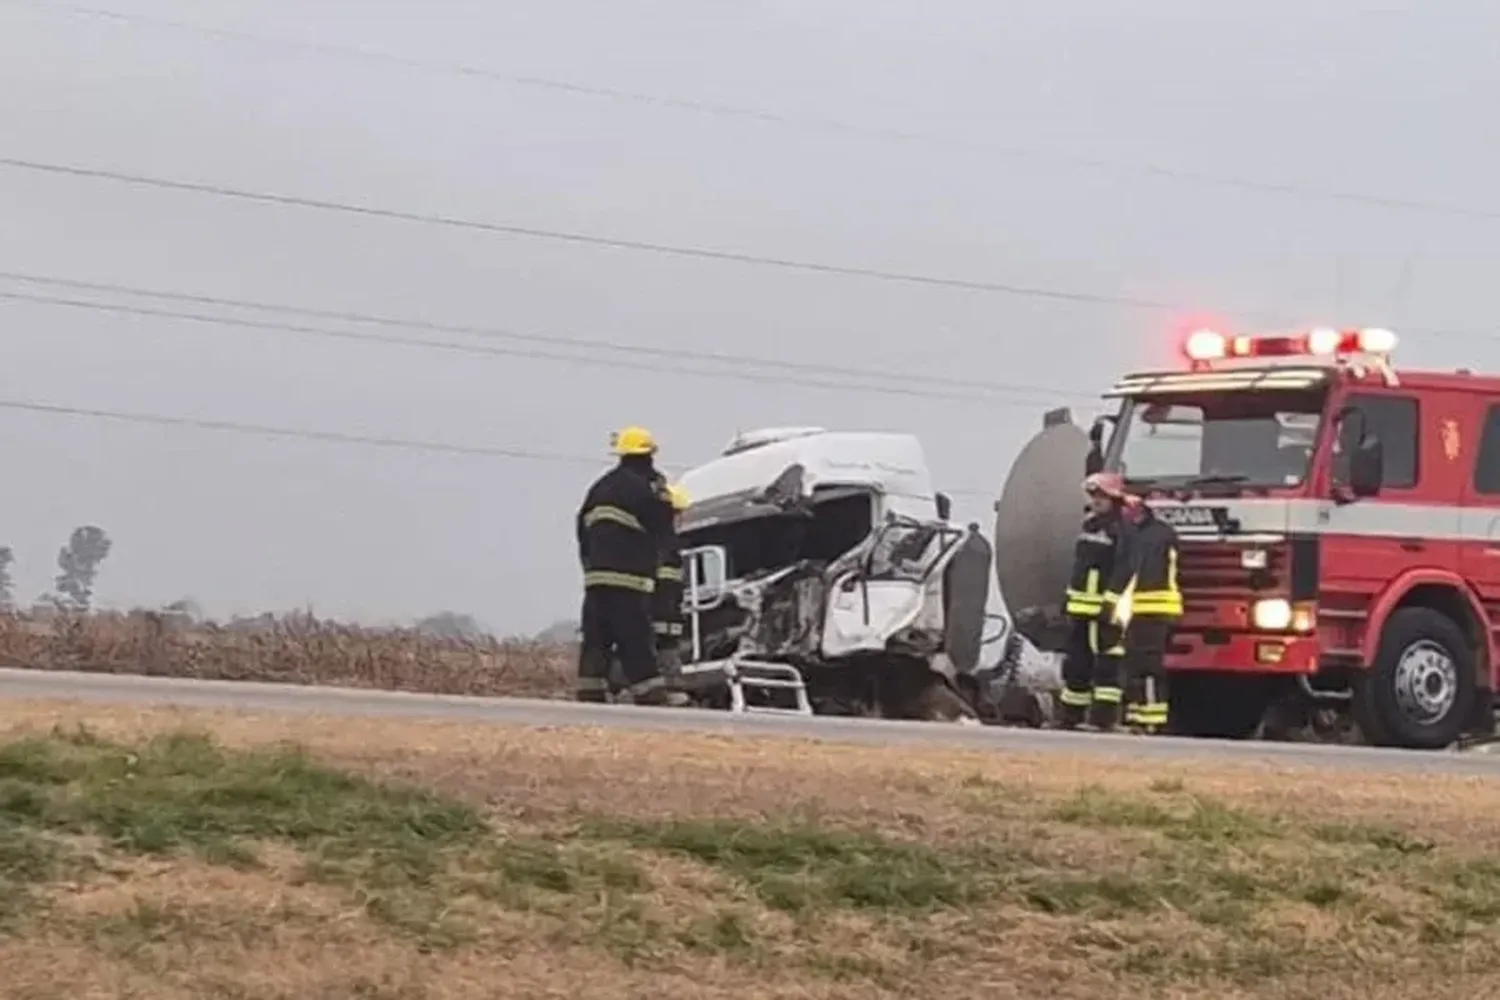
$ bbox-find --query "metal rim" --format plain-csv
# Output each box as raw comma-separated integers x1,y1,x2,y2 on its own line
1392,639,1459,725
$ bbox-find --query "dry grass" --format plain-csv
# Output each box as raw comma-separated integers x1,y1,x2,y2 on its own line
0,701,1499,999
0,611,574,699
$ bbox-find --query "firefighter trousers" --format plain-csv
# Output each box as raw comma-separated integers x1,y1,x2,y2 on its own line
577,587,668,704
1058,618,1124,728
1121,616,1172,730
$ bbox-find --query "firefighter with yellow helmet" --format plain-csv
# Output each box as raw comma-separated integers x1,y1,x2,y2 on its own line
574,426,682,705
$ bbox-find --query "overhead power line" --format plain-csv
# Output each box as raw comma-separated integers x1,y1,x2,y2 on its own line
0,396,606,465
0,270,1097,402
0,288,1094,408
0,396,998,499
0,155,1188,310
19,1,1500,223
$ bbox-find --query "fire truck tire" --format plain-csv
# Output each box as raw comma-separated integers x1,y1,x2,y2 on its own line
1354,607,1476,750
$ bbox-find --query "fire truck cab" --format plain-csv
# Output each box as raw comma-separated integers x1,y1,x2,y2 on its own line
1085,326,1499,749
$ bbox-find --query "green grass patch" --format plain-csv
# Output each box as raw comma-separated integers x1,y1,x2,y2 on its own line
0,727,485,860
586,817,984,913
1046,786,1274,842
0,725,490,938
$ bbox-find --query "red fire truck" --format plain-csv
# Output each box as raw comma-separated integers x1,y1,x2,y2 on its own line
994,326,1500,750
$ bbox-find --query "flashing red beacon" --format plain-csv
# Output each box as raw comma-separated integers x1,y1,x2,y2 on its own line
1182,326,1398,369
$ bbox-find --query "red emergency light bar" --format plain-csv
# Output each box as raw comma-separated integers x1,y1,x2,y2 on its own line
1184,326,1397,366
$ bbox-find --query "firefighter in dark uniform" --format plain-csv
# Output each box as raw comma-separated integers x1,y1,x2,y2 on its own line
1104,493,1183,733
651,482,691,690
1057,472,1129,730
574,426,679,706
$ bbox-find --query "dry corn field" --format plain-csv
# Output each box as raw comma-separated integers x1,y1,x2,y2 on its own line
2,700,1500,1000
0,612,574,698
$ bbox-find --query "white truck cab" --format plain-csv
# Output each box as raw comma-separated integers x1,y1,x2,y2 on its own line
672,427,992,720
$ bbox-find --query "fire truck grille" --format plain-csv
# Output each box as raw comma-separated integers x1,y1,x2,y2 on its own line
1176,541,1285,612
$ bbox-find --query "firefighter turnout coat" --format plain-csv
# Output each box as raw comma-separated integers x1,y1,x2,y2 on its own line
576,463,673,594
652,529,686,642
1064,510,1121,622
1105,508,1183,621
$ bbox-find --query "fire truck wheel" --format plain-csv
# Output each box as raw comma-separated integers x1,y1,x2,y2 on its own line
1355,607,1476,750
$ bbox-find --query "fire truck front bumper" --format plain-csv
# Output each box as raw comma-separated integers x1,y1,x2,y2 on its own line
1164,629,1320,674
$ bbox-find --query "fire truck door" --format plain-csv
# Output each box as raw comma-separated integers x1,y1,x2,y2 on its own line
1325,392,1462,598
1459,402,1500,604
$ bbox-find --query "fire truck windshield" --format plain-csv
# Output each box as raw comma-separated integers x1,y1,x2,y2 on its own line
1111,390,1325,491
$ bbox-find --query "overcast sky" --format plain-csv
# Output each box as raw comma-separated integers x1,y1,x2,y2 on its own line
2,1,1497,633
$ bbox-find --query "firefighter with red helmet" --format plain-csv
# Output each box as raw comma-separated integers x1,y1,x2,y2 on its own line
1057,472,1129,730
1105,491,1183,733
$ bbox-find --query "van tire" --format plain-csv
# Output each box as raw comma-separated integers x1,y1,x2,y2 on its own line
1353,607,1475,750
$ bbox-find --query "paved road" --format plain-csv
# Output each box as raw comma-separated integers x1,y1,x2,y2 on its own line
4,667,1500,776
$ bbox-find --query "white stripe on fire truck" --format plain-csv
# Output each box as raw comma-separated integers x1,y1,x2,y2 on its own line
1148,498,1500,543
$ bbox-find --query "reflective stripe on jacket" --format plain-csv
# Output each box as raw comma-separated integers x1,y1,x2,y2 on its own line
1106,510,1182,619
1064,510,1120,619
652,532,686,635
576,463,671,593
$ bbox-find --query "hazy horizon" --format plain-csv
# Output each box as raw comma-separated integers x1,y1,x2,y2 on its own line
4,1,1498,634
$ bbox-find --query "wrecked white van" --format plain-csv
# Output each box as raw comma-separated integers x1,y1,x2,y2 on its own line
672,427,997,720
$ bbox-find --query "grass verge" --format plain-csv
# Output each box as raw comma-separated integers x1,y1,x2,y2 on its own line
1,701,1499,999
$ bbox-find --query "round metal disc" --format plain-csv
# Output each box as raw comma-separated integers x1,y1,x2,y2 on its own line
992,418,1089,652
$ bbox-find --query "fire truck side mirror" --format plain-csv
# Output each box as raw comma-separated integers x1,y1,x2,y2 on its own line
1349,437,1384,498
1085,416,1114,475
1332,407,1382,502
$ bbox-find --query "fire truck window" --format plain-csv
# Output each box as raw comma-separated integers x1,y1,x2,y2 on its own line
1474,405,1500,495
1116,392,1322,487
1345,394,1419,489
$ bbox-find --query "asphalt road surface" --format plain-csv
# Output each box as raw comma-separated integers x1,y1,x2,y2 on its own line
4,667,1500,776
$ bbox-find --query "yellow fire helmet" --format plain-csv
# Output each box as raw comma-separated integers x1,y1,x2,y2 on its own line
610,425,657,457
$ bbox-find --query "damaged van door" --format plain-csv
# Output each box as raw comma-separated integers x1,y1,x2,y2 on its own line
816,513,986,721
822,514,968,658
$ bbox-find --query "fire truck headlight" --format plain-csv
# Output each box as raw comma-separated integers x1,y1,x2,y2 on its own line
1251,598,1293,631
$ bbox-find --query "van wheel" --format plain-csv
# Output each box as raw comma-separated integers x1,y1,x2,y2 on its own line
1353,607,1475,750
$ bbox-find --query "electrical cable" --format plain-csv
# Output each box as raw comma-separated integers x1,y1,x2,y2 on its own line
0,270,1098,402
0,155,1197,310
0,395,1000,499
0,289,1091,408
15,1,1500,222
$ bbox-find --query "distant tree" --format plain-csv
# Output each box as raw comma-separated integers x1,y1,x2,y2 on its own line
415,611,486,640
0,546,13,611
535,618,580,643
53,525,112,612
162,597,202,625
